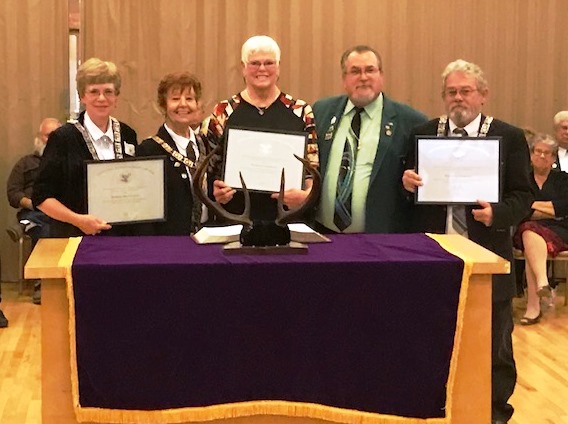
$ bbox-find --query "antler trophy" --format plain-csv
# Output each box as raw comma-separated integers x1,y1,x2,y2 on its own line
193,147,321,251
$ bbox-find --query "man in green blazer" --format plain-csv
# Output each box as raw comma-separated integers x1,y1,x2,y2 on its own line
313,45,427,233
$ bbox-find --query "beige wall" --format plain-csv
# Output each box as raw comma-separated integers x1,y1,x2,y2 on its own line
2,0,568,280
0,0,68,281
82,0,568,139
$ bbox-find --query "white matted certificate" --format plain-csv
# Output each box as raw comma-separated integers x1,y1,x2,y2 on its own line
222,127,307,193
85,157,166,224
415,136,502,204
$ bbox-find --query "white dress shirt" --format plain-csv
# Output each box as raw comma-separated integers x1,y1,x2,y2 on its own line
557,147,568,171
84,112,115,160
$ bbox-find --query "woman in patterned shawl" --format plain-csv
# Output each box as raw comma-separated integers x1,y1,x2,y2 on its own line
203,35,319,222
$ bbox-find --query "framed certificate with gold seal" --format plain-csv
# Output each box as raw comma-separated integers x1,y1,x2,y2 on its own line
85,156,166,224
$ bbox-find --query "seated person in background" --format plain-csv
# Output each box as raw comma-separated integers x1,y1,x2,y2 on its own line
7,117,61,305
513,133,568,325
203,35,318,222
136,72,208,235
513,126,538,296
32,58,137,237
553,111,568,171
7,117,61,244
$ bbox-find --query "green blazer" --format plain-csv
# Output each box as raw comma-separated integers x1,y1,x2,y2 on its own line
313,94,428,233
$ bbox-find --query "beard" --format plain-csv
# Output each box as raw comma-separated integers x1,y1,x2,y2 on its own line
448,106,476,128
351,91,378,108
34,137,46,156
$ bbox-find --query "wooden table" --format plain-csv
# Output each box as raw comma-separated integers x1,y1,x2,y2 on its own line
25,235,508,424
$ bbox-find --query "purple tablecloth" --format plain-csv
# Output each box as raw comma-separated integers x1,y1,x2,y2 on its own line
71,233,464,419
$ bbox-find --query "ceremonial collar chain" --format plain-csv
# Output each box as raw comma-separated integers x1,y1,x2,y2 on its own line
437,114,493,138
152,135,196,168
75,117,123,160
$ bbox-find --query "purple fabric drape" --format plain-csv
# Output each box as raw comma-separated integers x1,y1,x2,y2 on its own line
71,233,463,419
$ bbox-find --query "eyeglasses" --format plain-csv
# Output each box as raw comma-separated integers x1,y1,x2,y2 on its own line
443,87,478,98
346,67,381,77
532,148,554,157
85,88,116,99
247,60,278,70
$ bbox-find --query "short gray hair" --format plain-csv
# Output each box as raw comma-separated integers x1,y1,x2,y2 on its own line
241,35,281,64
529,133,558,156
441,59,488,93
553,111,568,127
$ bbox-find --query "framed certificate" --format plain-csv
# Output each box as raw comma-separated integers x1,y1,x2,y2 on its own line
85,156,166,224
415,136,502,204
222,126,307,193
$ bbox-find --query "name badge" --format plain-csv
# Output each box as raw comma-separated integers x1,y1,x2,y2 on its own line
124,143,136,157
325,116,337,140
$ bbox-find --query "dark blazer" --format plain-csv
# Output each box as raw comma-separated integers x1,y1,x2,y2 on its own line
7,152,41,209
136,125,206,235
32,112,138,237
313,94,428,233
406,117,533,301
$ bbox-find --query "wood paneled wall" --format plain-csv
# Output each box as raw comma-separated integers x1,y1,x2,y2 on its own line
82,0,568,139
0,0,68,281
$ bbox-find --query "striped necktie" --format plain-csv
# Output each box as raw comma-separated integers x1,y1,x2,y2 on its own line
450,128,468,235
334,107,363,231
186,140,197,176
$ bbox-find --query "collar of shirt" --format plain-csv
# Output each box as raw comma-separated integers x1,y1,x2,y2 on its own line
343,93,384,120
164,123,198,158
557,147,568,171
164,124,195,154
449,113,482,137
84,111,113,142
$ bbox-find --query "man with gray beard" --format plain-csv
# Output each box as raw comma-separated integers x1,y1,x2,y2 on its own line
7,118,61,242
6,117,61,305
402,59,532,424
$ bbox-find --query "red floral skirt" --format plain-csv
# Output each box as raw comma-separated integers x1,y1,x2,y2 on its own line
513,221,568,257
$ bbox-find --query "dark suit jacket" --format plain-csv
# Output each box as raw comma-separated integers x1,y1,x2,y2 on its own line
136,125,206,235
405,117,533,301
32,112,138,237
313,94,428,233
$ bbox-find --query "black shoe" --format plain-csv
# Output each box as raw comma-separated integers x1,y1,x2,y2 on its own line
33,282,41,305
492,421,508,424
0,309,8,328
520,311,542,326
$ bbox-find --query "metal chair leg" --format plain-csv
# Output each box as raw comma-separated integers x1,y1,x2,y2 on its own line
18,235,24,294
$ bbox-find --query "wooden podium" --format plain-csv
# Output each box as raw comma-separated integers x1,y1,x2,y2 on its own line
25,235,508,424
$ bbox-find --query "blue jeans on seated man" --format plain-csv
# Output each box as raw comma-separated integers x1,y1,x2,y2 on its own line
17,209,51,247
